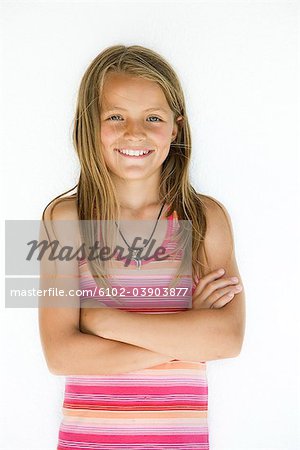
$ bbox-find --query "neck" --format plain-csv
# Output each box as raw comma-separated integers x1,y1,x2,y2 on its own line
112,173,162,211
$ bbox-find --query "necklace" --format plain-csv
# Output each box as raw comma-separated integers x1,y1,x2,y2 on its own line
114,201,166,269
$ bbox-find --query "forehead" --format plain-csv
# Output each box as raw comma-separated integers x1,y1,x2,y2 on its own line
101,72,170,111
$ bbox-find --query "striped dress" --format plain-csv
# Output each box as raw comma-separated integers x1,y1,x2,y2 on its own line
57,209,210,449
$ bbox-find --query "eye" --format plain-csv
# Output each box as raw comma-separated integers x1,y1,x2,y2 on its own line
106,115,162,122
147,116,162,122
107,114,123,121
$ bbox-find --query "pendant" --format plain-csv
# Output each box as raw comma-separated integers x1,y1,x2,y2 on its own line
133,257,142,270
131,249,142,270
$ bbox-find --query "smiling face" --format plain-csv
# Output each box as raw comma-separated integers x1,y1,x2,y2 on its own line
100,72,181,180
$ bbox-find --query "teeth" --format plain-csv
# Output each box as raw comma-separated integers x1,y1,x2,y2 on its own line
118,149,151,156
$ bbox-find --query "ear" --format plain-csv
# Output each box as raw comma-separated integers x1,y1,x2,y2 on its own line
171,115,184,141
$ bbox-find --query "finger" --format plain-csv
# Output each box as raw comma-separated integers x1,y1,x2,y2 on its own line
198,277,240,300
210,291,235,309
194,284,242,309
193,268,226,296
211,284,242,301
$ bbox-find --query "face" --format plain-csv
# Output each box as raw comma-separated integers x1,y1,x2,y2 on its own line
100,72,182,180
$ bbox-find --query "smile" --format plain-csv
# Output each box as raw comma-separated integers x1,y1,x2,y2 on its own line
114,148,154,158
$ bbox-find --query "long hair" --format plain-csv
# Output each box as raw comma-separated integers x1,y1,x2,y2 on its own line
42,44,229,295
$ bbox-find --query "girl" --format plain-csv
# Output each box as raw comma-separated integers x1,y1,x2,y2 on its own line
39,45,245,450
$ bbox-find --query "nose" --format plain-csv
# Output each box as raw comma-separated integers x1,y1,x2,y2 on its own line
123,119,146,140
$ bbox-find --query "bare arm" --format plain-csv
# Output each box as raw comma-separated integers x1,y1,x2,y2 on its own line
38,198,174,377
43,327,175,376
80,195,245,362
81,307,238,362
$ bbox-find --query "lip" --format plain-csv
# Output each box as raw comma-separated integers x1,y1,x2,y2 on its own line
114,148,155,158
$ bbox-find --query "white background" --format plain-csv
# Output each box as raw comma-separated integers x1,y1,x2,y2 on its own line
1,1,299,449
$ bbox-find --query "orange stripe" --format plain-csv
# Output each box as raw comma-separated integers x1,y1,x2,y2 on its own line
62,408,207,419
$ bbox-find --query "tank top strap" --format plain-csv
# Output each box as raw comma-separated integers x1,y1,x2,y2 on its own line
164,203,178,220
172,210,178,221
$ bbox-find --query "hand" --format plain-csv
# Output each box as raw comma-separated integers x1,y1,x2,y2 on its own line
192,268,243,310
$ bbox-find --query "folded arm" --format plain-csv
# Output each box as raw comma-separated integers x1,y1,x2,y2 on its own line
81,305,241,362
81,195,245,363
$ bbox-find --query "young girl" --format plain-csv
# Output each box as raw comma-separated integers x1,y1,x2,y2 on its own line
39,44,245,450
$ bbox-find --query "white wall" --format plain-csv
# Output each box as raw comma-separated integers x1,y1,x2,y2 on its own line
1,1,299,449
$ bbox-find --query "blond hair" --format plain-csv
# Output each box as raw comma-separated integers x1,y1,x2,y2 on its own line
42,44,226,295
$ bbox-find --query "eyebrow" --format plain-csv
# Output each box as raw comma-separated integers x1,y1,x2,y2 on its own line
102,106,169,113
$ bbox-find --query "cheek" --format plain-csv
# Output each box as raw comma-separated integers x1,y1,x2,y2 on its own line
100,124,121,143
148,126,172,142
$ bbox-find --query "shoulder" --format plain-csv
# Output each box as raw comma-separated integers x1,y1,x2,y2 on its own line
197,193,235,269
41,195,80,247
42,195,78,221
198,193,233,234
198,193,231,221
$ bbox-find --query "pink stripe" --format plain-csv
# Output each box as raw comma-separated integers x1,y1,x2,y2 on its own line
57,209,209,449
65,385,207,395
59,431,209,444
